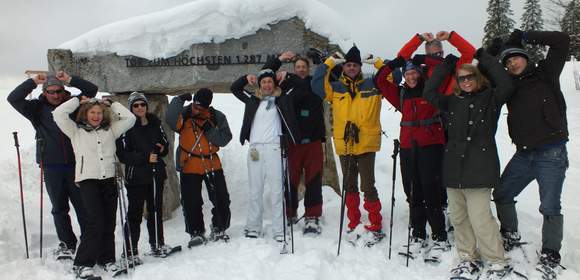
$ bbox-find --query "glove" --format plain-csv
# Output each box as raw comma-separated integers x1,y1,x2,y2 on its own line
201,120,214,132
486,37,504,57
326,52,346,65
474,48,485,60
362,53,379,64
179,93,192,102
443,54,459,66
387,56,406,69
506,29,525,47
411,54,426,66
307,48,326,65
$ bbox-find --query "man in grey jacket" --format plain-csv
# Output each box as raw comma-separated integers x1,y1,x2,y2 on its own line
7,71,97,259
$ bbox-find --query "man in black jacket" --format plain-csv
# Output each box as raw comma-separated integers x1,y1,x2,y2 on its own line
492,30,570,276
7,71,97,259
262,51,326,235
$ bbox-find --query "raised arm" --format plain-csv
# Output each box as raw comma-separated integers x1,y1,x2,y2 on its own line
374,56,406,110
166,95,188,132
423,56,455,111
7,79,42,122
476,49,515,106
70,76,98,98
110,102,136,139
204,109,233,147
525,31,570,82
311,57,341,102
52,97,81,138
398,34,425,60
446,31,476,66
230,75,255,103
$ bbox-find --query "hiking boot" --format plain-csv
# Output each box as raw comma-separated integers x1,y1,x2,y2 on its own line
273,234,285,243
187,231,207,248
533,249,562,280
486,263,513,279
244,229,259,239
103,261,126,277
501,230,522,251
120,252,143,267
209,228,230,242
303,217,322,235
73,266,95,279
450,260,483,280
53,242,75,260
425,239,451,262
363,230,386,247
402,237,428,256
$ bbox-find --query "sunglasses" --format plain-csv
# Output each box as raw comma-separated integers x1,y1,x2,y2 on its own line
132,102,147,108
457,73,476,83
45,89,65,95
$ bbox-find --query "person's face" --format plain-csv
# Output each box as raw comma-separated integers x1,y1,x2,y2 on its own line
86,105,104,127
404,70,421,88
259,77,275,95
457,69,478,93
506,56,528,76
343,62,361,79
42,85,67,106
426,44,444,57
131,101,147,119
294,60,309,79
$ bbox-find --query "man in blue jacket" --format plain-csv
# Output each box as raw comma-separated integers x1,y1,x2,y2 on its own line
7,71,97,260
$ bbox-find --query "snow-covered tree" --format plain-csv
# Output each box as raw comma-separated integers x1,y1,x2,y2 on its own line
560,0,580,59
521,0,545,63
483,0,515,48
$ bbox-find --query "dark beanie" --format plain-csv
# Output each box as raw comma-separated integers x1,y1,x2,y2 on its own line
403,61,422,76
193,88,213,108
257,68,277,86
344,45,362,65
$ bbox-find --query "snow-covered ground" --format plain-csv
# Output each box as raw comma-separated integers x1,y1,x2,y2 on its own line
0,62,579,279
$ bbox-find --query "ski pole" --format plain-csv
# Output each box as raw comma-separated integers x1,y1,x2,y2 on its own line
280,134,294,254
337,122,354,256
13,132,29,259
151,149,160,253
115,161,134,272
38,137,45,260
388,139,400,260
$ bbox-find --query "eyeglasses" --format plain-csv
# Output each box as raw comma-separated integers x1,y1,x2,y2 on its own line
45,89,65,95
457,74,476,83
132,102,147,108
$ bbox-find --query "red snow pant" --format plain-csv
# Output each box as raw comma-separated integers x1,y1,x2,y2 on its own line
285,140,324,218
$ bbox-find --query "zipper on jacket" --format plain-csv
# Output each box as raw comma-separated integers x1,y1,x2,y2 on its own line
80,156,84,174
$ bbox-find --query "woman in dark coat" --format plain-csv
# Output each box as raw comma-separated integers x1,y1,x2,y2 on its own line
423,49,514,279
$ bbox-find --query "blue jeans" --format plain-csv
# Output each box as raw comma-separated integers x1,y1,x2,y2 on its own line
493,143,568,252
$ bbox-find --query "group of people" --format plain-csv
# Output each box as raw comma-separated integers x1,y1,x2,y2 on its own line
7,28,569,280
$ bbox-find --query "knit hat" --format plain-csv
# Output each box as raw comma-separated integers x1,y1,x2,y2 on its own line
42,74,64,91
257,68,277,87
500,46,529,66
344,45,362,65
193,88,213,108
403,61,422,76
128,91,148,108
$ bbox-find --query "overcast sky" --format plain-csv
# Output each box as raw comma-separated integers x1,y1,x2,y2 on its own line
0,0,558,78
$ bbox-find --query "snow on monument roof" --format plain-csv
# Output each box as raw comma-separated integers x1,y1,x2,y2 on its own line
58,0,349,59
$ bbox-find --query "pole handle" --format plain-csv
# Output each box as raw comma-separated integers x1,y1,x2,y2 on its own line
13,132,20,148
392,139,400,158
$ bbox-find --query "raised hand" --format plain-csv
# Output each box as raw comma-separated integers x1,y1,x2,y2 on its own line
279,51,296,62
246,74,257,86
421,32,435,42
436,31,450,41
362,53,379,65
33,73,47,85
276,71,288,82
55,70,71,83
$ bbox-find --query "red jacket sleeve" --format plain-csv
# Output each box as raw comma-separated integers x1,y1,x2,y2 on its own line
375,65,400,110
448,31,476,66
398,34,423,60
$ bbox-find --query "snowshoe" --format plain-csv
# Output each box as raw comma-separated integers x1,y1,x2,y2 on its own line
209,228,231,243
73,266,100,280
303,217,322,236
149,244,182,258
425,239,452,264
54,242,75,260
187,231,207,248
398,237,427,260
363,230,385,247
501,231,525,251
273,234,285,243
485,263,514,280
345,224,364,246
531,250,564,280
244,229,260,239
449,260,483,280
120,252,143,268
103,261,127,278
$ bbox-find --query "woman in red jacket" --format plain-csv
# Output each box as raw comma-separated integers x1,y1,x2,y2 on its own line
371,53,449,262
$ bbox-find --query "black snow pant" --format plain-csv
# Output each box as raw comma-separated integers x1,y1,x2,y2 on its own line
400,144,447,241
44,165,88,250
123,176,165,255
180,170,231,235
73,178,118,267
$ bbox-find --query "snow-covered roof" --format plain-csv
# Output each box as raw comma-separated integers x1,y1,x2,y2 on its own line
58,0,350,59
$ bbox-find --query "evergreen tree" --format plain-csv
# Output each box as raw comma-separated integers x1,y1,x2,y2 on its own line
483,0,515,48
521,0,545,64
561,0,580,59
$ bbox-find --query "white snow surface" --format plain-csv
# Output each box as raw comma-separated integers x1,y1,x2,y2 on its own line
58,0,350,59
0,63,579,279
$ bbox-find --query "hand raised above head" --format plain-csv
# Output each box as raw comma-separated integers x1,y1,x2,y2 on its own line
279,51,296,62
246,74,257,86
33,73,47,85
436,31,450,41
276,71,288,82
421,32,435,42
55,70,71,83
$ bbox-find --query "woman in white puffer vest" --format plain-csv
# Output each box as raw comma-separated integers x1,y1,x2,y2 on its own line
53,96,135,280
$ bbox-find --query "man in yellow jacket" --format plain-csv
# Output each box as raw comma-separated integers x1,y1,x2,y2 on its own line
311,45,384,245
